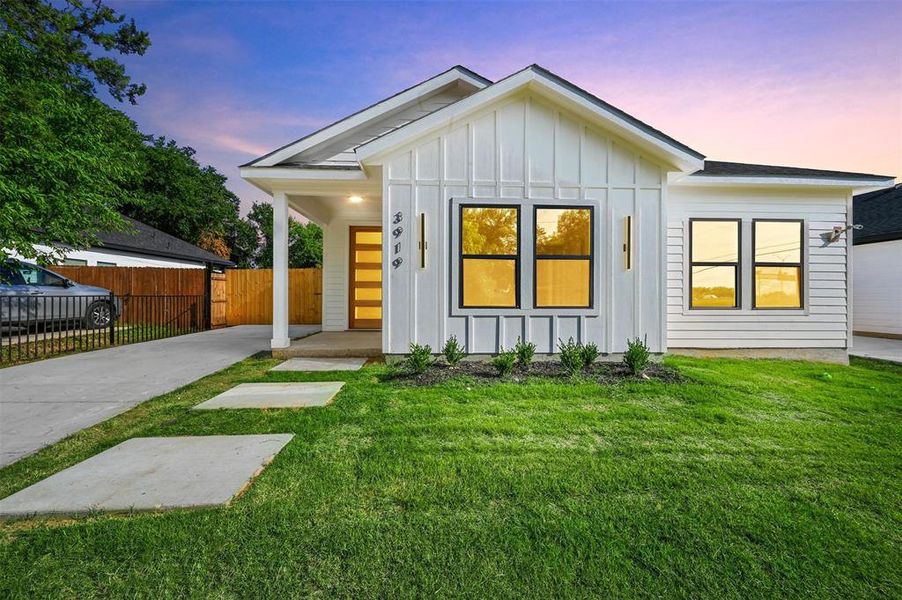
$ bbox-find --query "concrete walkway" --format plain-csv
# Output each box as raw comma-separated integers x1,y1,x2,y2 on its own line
850,336,902,364
0,325,319,468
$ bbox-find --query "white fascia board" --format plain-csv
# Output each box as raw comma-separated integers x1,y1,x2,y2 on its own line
249,68,488,168
673,175,897,190
240,166,369,181
356,69,704,173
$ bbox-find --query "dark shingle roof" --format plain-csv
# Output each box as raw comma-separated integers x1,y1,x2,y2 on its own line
94,216,234,266
853,184,902,245
693,160,894,181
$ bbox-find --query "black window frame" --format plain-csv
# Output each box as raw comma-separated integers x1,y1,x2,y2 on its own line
533,204,594,309
752,218,804,310
688,218,742,310
458,203,521,309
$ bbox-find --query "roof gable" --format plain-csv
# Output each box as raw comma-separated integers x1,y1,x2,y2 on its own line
245,66,490,168
355,64,705,172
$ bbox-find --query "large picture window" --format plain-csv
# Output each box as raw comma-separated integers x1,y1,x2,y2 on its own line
689,219,740,308
460,205,519,308
753,220,803,308
534,206,592,307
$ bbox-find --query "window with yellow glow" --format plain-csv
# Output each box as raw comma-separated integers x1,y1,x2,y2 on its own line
690,219,740,308
535,207,592,307
754,220,802,308
460,206,519,307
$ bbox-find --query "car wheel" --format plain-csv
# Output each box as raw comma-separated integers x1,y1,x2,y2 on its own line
84,300,113,329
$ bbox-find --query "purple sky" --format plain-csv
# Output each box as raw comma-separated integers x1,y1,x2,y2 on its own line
112,1,902,214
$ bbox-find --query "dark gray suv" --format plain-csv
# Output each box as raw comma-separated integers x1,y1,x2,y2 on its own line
0,260,119,329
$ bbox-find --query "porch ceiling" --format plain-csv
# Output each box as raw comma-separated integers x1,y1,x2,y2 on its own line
287,193,382,226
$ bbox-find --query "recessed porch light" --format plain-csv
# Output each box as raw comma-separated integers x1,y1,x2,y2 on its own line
348,195,364,204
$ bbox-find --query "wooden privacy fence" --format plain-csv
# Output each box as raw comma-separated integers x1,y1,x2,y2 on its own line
52,266,206,296
52,266,209,329
226,268,322,325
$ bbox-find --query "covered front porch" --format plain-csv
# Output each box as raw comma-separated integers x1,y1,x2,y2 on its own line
240,167,384,354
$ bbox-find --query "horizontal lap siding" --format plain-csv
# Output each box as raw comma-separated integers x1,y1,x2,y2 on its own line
667,187,849,349
383,93,666,354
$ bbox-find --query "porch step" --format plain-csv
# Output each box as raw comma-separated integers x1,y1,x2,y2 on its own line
272,331,382,359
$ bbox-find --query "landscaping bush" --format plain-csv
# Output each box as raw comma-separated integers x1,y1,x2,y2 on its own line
491,348,517,377
442,336,466,366
580,342,600,367
405,343,434,374
514,338,536,369
558,338,584,377
623,335,650,375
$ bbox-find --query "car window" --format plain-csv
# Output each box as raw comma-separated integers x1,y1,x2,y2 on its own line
18,265,66,287
0,264,26,286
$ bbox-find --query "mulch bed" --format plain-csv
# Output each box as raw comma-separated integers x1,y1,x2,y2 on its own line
386,359,683,386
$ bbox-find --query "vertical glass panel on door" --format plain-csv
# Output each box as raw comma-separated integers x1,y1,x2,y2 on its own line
356,231,382,245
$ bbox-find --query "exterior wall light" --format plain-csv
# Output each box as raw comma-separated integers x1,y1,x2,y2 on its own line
348,195,364,204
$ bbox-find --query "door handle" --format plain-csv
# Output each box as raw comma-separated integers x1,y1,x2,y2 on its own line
28,291,43,295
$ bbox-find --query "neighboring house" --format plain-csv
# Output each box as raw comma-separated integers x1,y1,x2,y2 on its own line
852,184,902,338
241,64,895,361
11,216,234,270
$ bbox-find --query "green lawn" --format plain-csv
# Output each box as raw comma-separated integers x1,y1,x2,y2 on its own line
1,355,900,598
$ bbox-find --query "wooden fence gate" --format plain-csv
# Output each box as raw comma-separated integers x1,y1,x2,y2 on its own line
210,271,227,328
225,268,322,325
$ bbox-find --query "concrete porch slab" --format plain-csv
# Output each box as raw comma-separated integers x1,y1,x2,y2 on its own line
272,331,381,359
192,382,344,410
270,357,367,372
0,435,293,518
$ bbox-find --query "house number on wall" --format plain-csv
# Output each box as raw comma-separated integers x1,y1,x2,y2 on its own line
392,211,403,268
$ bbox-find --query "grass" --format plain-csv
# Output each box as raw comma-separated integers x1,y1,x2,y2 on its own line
0,355,900,598
0,324,196,367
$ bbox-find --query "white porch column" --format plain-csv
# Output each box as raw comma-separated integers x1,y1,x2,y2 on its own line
271,191,290,348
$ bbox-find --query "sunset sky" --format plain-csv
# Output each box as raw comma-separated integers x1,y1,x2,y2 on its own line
111,1,902,213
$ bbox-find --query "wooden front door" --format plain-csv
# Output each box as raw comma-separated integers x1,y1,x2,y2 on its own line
349,226,382,329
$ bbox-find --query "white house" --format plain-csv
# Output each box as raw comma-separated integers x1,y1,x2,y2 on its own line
10,216,234,270
241,65,895,362
852,184,902,338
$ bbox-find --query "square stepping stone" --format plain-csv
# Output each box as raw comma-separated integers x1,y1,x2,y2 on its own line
192,382,344,410
0,434,292,518
270,357,366,372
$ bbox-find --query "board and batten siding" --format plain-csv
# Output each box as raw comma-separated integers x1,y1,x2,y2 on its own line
666,186,850,348
381,92,667,355
853,239,902,337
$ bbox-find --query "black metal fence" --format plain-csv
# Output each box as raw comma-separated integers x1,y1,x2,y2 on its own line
0,292,206,365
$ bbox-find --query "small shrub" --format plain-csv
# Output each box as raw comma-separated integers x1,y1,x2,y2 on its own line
580,342,600,368
558,338,584,377
405,343,434,375
491,348,517,378
442,336,466,366
382,360,403,380
514,338,536,369
623,335,650,375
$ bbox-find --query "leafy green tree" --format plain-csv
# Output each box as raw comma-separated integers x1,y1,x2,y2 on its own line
120,137,242,250
0,0,150,103
0,0,149,263
224,217,260,268
246,202,323,268
0,34,144,263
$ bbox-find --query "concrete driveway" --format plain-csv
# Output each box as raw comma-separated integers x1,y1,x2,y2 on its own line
0,325,319,468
